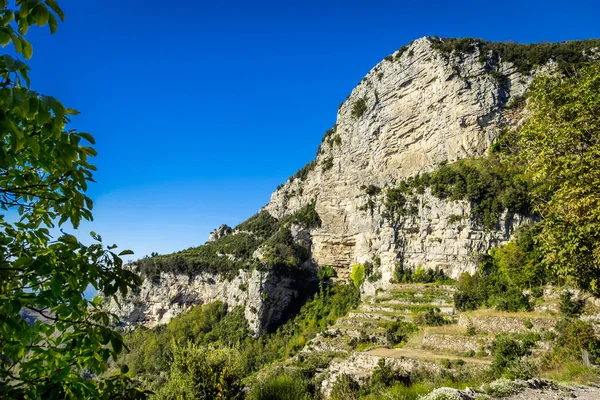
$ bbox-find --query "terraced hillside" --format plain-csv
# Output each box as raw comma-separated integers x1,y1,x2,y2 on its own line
296,282,579,394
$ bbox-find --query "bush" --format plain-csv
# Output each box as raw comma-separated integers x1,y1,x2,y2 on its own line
392,264,452,284
427,37,600,74
490,335,531,378
330,374,360,400
417,308,446,326
370,359,411,388
153,344,245,400
322,156,334,171
385,321,418,346
351,97,368,119
559,290,585,318
247,374,312,400
318,265,337,281
351,263,365,288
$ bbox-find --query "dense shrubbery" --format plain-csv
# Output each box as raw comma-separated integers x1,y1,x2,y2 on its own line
293,160,317,181
385,321,418,346
247,374,314,400
120,281,360,394
136,233,261,280
490,335,535,379
137,204,321,279
559,291,586,318
420,156,533,230
453,224,545,312
237,211,280,238
392,264,453,285
427,37,600,74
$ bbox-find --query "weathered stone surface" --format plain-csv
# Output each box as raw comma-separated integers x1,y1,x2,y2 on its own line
263,37,540,286
106,267,306,335
458,314,557,334
208,224,232,242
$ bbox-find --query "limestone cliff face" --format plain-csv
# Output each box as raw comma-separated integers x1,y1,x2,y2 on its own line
111,37,556,331
264,37,538,284
108,267,305,335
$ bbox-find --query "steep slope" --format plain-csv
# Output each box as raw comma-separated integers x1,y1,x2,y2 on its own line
266,37,536,282
109,37,600,333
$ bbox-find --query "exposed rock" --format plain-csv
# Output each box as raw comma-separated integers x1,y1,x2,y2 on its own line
105,267,310,335
262,37,541,284
208,224,232,242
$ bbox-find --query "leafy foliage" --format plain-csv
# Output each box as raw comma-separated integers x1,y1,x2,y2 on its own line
392,264,452,284
516,63,600,295
247,373,313,400
0,1,145,398
351,263,365,288
236,210,279,238
490,335,534,378
385,321,418,346
351,97,368,120
293,161,316,181
120,282,359,393
427,37,600,74
419,156,533,230
153,344,245,400
453,226,542,312
137,204,321,279
559,291,586,318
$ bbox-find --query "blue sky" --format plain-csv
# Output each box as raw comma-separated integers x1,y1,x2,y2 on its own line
17,0,599,260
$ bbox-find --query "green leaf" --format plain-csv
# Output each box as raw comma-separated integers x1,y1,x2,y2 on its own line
45,0,65,21
34,3,49,26
21,37,32,59
118,249,134,256
47,11,58,34
78,132,96,144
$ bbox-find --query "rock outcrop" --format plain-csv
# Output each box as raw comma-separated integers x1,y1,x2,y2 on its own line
107,267,308,335
264,37,538,283
110,37,599,333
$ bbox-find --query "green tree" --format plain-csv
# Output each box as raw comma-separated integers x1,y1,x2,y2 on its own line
154,344,245,400
0,1,144,398
518,63,600,294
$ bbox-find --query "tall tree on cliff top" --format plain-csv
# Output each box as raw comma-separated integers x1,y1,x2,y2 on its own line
518,62,600,295
0,1,146,398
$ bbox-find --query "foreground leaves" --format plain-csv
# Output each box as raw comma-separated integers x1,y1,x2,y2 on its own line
0,1,147,398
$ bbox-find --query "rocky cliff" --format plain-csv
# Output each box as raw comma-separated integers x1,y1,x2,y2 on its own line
265,37,538,285
109,37,599,333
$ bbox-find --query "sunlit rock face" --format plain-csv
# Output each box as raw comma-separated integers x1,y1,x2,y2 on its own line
264,37,538,288
111,37,554,331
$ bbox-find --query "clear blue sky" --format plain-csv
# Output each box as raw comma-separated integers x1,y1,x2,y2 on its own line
18,0,599,260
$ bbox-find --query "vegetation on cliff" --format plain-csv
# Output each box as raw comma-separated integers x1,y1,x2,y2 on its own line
135,203,321,280
427,37,600,74
117,279,360,396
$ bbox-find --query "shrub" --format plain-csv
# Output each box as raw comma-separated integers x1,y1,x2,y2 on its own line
370,359,411,388
247,374,312,400
385,321,418,346
351,263,366,288
559,290,585,318
480,378,524,397
490,335,531,378
351,97,368,119
330,374,360,400
322,156,334,171
427,37,600,74
318,265,337,281
293,160,316,181
465,321,477,337
153,344,245,400
417,308,446,326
